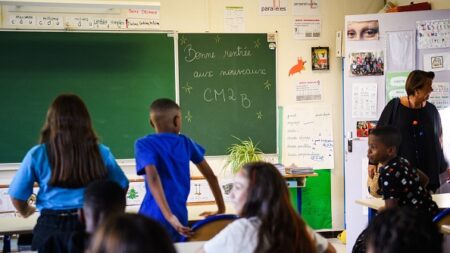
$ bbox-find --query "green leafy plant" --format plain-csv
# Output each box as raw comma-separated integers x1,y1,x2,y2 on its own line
223,137,264,175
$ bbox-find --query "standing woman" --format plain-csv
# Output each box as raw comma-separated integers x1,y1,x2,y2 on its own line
372,70,449,192
8,94,129,252
200,162,335,253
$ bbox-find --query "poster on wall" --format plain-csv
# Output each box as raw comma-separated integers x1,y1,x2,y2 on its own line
356,120,377,138
351,82,377,119
428,82,450,110
295,80,322,102
386,30,415,72
385,72,408,102
259,0,288,15
312,47,329,70
282,103,334,169
294,17,321,40
423,52,450,72
346,20,379,41
349,51,384,76
417,19,450,49
224,6,245,32
293,0,320,16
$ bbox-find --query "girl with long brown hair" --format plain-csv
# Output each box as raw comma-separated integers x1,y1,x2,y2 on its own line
9,94,129,252
201,162,336,253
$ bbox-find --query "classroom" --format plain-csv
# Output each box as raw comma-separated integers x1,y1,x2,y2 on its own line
1,0,450,253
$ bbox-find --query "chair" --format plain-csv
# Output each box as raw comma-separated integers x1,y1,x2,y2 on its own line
433,208,450,227
180,214,238,242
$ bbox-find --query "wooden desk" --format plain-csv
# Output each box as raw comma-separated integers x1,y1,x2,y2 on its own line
355,193,450,210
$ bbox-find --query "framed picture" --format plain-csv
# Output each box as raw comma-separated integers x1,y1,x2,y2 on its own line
312,47,329,70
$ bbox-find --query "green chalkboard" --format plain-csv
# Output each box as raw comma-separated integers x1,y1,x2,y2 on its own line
178,33,276,155
0,31,175,163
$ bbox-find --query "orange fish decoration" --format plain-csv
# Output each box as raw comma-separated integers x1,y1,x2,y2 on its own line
288,58,306,76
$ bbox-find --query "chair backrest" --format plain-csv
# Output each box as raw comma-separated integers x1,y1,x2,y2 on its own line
433,208,450,227
181,214,238,242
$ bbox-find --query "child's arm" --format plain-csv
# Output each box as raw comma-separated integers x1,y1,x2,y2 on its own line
384,199,399,210
11,198,36,218
144,165,192,236
196,160,226,216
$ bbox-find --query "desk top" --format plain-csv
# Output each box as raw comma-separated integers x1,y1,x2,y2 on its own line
175,241,205,253
355,193,450,210
0,203,236,234
441,225,450,234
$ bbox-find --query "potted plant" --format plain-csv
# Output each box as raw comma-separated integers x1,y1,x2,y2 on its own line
223,137,264,175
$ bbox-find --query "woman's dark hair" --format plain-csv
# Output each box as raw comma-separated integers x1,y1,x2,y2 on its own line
405,70,435,96
40,94,107,188
240,162,316,253
366,207,442,253
89,213,177,253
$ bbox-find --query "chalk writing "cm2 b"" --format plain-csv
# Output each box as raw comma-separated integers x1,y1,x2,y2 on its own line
203,88,251,109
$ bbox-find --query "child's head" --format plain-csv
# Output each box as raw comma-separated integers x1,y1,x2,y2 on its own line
88,213,176,253
41,94,107,188
231,161,289,216
366,207,442,253
82,180,126,234
149,98,181,133
367,126,401,165
230,162,316,252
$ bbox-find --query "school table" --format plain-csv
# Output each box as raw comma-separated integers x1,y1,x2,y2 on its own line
355,193,450,224
0,203,235,252
441,225,450,234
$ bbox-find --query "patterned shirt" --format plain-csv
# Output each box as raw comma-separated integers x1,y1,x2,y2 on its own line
379,156,438,216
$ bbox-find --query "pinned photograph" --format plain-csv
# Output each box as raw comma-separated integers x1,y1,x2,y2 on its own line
347,20,379,41
312,47,329,70
349,51,384,76
356,121,377,137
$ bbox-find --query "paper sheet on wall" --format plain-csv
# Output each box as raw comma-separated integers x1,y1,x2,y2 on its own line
295,80,322,102
423,52,450,72
428,82,450,110
386,30,415,72
224,6,245,33
282,103,334,169
292,0,320,16
259,0,288,15
294,17,321,40
417,19,450,49
385,72,408,102
351,83,378,119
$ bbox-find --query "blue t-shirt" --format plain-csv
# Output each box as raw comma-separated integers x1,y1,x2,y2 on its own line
134,133,205,240
9,144,129,211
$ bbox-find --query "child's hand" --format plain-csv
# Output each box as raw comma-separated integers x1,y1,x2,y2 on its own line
368,164,377,179
168,215,193,237
199,210,221,217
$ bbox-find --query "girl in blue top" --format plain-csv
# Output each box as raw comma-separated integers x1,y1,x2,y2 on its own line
9,94,129,252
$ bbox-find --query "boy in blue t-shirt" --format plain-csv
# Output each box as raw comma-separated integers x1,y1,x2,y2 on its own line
135,98,225,242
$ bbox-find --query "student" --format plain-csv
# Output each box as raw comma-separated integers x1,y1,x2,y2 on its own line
200,162,336,253
8,94,129,252
365,207,442,253
88,213,177,253
353,126,440,253
135,98,225,242
367,126,438,215
68,180,127,253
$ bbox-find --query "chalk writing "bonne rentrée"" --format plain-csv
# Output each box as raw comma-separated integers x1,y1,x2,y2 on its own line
203,88,251,109
184,45,253,63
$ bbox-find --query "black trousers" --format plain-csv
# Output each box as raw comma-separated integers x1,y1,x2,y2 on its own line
32,209,84,253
